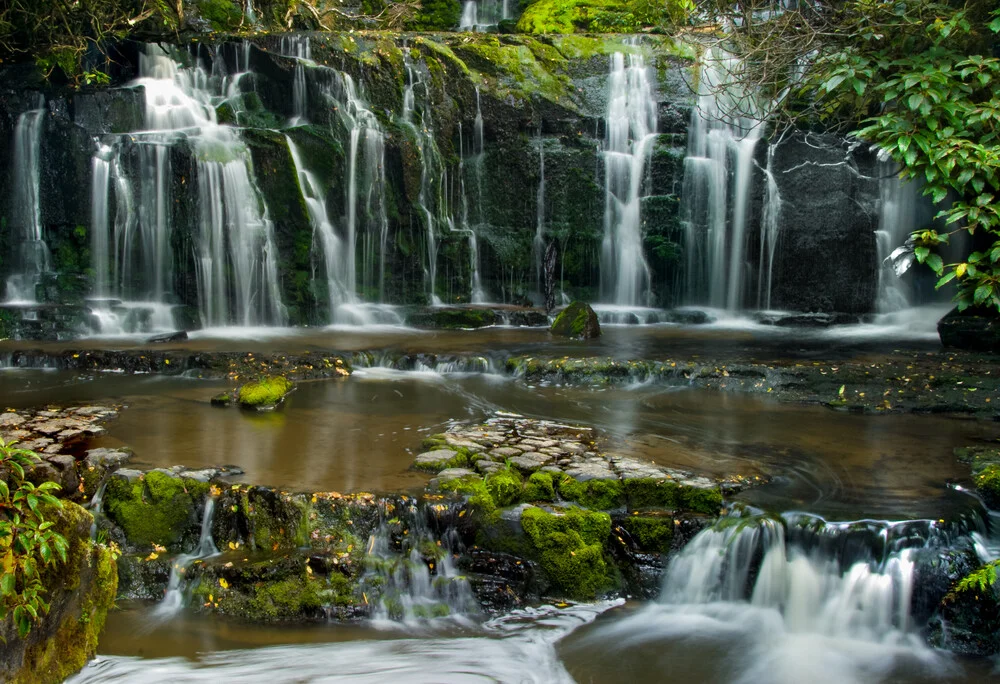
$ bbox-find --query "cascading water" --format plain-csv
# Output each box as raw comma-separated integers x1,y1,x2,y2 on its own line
88,43,287,330
875,159,921,313
458,0,509,31
681,52,766,311
5,99,49,304
757,143,782,309
279,35,311,124
367,499,478,624
155,497,219,618
600,50,657,307
534,132,546,298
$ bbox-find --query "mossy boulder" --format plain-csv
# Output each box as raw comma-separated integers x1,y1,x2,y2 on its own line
550,301,600,339
557,475,624,509
0,502,118,684
938,306,1000,353
975,465,1000,509
413,449,470,472
523,472,556,501
406,307,499,329
237,375,293,409
520,506,615,599
623,477,723,515
104,470,211,551
212,485,310,552
617,513,674,553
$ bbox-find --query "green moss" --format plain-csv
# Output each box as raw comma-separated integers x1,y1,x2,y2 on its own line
406,0,461,30
406,307,498,329
618,514,674,553
621,477,722,515
485,467,523,507
517,0,692,34
414,449,470,471
557,475,625,509
250,576,323,619
976,464,1000,509
238,376,293,408
104,471,209,549
520,506,614,599
623,477,679,509
197,0,244,31
10,503,118,684
439,474,497,515
550,301,600,339
523,472,556,501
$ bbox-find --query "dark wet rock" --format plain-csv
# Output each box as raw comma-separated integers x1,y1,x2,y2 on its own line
115,553,174,602
461,549,540,612
407,307,498,329
212,485,309,552
938,306,1000,352
910,540,981,628
550,301,601,339
148,330,189,343
927,566,1000,656
755,311,865,327
664,308,713,325
503,310,549,327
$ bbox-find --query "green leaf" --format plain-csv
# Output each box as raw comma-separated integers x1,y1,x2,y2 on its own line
926,254,944,274
975,284,994,304
936,271,958,288
915,246,930,262
0,572,14,597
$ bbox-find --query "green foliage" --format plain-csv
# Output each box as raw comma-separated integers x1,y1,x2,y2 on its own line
238,375,293,407
0,440,68,640
617,514,673,552
716,1,1000,312
557,475,625,509
517,0,693,34
954,559,1000,596
405,0,461,30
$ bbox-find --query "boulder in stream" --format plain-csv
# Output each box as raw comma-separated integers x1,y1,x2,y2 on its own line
550,301,601,339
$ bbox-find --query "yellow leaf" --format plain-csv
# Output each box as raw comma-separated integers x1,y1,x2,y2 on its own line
219,578,229,589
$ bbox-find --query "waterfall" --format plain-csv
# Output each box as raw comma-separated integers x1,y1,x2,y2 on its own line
401,50,447,305
279,35,311,124
136,44,286,327
681,52,765,310
662,513,929,644
600,50,657,307
367,501,477,623
875,160,920,313
757,143,782,309
5,99,49,304
154,498,219,618
534,134,546,297
90,147,113,299
458,0,507,30
457,125,486,304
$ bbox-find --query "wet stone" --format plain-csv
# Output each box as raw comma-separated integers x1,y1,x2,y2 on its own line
85,447,132,470
414,449,461,471
476,460,503,475
435,468,476,484
489,447,523,459
565,463,616,481
444,435,486,453
508,452,551,473
0,413,26,427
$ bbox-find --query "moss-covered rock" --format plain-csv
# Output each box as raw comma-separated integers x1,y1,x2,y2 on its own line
212,485,310,552
413,449,470,472
482,467,521,506
557,475,624,509
975,464,1000,509
406,307,499,329
523,471,556,501
237,375,293,409
520,505,615,599
104,471,211,551
623,477,723,515
617,513,674,553
550,301,601,339
0,502,118,684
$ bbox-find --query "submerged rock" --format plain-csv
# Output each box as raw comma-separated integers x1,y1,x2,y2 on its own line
550,301,601,339
407,307,499,329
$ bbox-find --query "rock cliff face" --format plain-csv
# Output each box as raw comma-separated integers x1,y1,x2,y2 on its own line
0,30,889,337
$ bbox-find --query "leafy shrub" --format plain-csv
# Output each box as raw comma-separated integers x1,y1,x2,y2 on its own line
0,440,68,639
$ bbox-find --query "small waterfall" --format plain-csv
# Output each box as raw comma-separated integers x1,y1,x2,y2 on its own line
662,513,932,645
875,160,920,313
756,143,782,309
90,146,113,300
401,50,446,305
600,50,657,307
154,498,219,618
5,99,49,304
367,500,477,623
88,481,109,541
681,52,765,310
279,35,311,124
534,134,546,297
458,0,507,30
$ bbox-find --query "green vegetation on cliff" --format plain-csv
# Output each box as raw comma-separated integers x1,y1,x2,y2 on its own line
517,0,693,34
